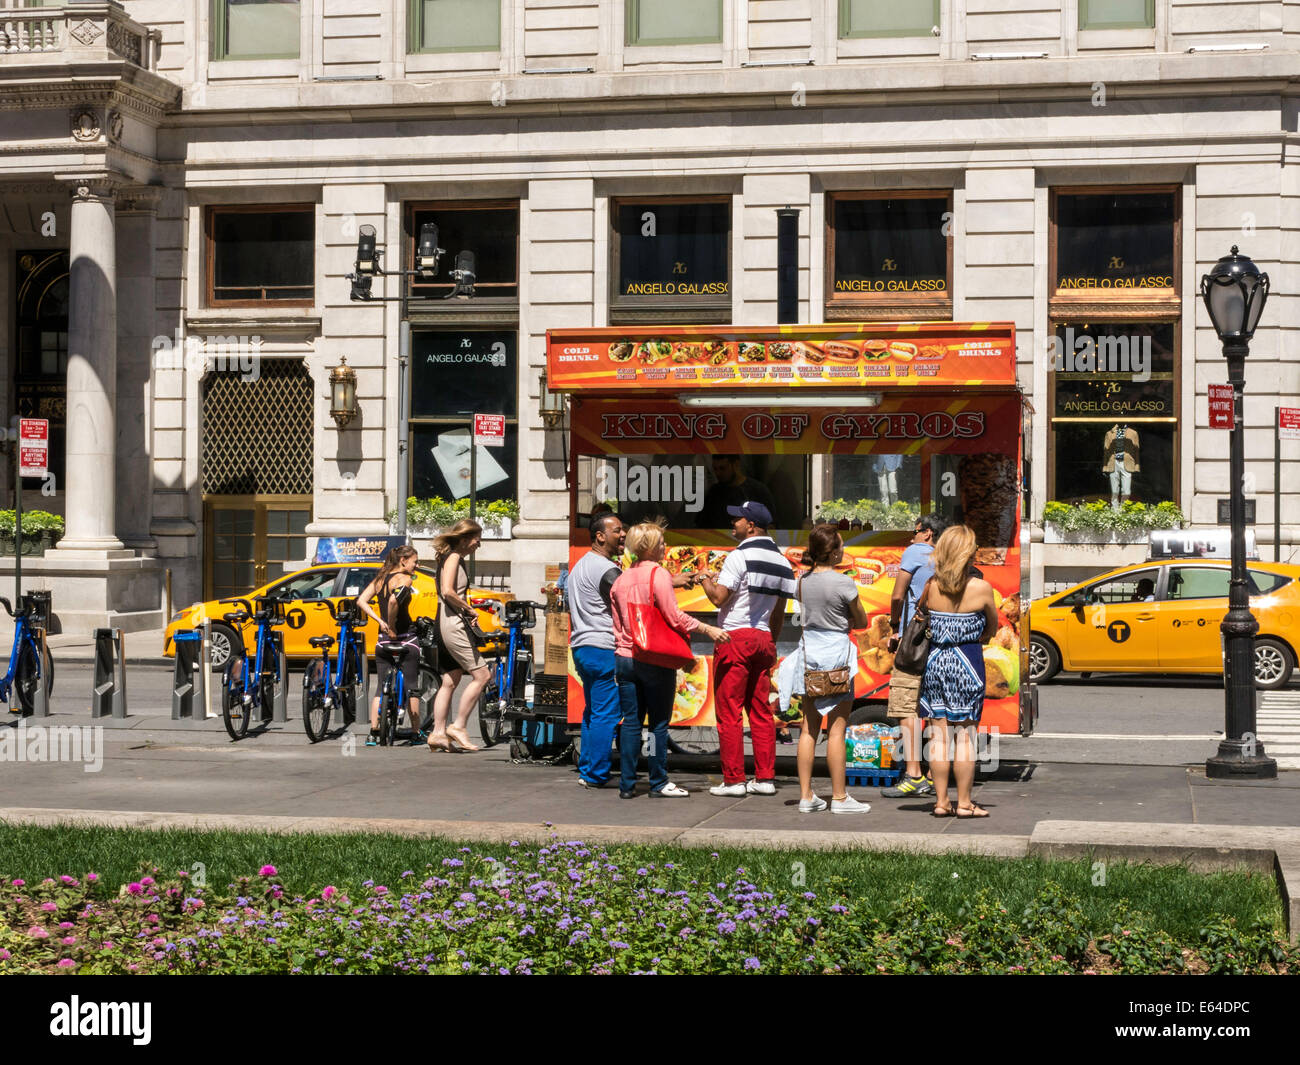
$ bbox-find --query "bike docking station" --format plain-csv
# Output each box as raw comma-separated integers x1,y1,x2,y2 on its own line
91,628,128,720
25,591,51,720
270,649,288,725
170,624,210,722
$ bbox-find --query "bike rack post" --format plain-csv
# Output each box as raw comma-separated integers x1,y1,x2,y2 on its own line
270,648,288,724
31,624,50,719
200,620,214,719
91,628,128,719
171,630,204,720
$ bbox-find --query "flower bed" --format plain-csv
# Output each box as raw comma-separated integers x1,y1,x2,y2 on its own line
1,844,1292,975
1042,500,1185,544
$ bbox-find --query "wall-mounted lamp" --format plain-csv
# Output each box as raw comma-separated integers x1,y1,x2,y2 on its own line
539,370,566,428
329,355,358,428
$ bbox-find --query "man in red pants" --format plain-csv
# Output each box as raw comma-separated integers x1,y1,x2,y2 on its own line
698,501,796,796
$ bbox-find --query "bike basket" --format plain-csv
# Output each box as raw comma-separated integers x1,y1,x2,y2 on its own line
504,600,537,627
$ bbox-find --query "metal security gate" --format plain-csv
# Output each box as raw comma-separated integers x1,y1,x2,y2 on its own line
201,360,313,599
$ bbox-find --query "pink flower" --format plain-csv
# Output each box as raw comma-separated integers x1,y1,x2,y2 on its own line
145,914,159,924
60,876,77,885
126,883,143,896
374,886,388,896
28,927,49,939
58,922,73,929
259,865,277,877
10,880,24,887
57,959,76,969
322,886,337,900
61,936,76,946
140,877,155,887
86,873,97,883
40,902,57,912
102,942,114,950
177,870,188,878
0,949,10,960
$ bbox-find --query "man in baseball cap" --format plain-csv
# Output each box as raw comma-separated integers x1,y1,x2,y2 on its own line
697,499,795,797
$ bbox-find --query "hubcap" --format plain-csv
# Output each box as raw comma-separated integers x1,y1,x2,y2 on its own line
1029,642,1049,679
210,631,232,667
1255,647,1284,683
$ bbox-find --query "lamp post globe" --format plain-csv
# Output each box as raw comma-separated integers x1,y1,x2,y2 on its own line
1199,247,1276,780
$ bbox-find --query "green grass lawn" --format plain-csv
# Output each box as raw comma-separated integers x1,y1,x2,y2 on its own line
0,822,1283,944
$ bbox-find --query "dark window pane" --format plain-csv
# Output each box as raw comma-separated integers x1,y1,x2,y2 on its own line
832,197,948,295
411,330,516,420
616,202,729,297
1056,192,1174,289
1053,422,1175,505
410,206,517,296
212,209,314,300
412,423,517,504
1085,568,1160,603
1051,322,1175,418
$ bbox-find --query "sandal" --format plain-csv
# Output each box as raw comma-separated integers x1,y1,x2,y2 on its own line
955,803,989,819
931,805,954,818
446,726,480,752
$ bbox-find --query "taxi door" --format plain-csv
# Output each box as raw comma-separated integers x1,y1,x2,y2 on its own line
1064,568,1162,670
1158,565,1230,671
264,567,341,657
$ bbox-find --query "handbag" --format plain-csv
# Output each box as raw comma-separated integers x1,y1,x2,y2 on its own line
799,574,852,698
893,576,935,676
435,554,497,652
626,565,695,671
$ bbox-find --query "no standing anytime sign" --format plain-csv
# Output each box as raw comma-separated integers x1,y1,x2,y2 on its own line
18,418,48,478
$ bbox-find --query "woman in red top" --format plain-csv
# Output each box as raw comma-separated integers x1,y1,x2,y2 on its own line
610,522,729,798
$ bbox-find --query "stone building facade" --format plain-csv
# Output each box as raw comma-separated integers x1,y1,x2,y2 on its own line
1,0,1298,630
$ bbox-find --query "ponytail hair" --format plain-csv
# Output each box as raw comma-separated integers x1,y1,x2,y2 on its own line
375,544,418,589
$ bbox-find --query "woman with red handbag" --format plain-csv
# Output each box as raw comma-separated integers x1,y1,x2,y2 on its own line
610,522,730,798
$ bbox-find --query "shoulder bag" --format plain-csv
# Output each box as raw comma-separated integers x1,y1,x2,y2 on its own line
799,573,852,698
893,576,935,676
627,564,696,672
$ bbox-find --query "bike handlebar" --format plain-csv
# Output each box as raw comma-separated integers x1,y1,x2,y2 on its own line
0,597,11,619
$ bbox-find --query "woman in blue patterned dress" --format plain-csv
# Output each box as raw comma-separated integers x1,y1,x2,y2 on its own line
918,525,999,818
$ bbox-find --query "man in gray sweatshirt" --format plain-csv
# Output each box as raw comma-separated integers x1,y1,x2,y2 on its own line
570,512,626,787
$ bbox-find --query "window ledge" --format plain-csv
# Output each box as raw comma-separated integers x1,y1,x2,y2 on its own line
206,57,302,81
826,299,952,322
405,50,503,74
1077,27,1156,51
186,312,322,339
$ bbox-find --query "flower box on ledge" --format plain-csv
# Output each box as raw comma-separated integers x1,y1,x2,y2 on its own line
1042,526,1159,546
405,518,513,541
1040,500,1186,547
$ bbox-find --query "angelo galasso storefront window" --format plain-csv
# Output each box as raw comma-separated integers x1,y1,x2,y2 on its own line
1048,187,1179,506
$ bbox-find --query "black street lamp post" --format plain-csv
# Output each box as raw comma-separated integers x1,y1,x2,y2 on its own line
1200,246,1276,780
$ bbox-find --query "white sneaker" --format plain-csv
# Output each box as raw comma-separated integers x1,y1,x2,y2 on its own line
831,796,871,814
746,779,777,796
798,795,828,813
709,782,747,797
651,782,689,798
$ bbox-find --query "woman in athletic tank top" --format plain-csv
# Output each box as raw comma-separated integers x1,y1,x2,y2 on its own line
357,545,422,747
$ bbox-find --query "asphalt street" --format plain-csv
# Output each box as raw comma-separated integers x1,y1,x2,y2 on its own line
3,659,1298,836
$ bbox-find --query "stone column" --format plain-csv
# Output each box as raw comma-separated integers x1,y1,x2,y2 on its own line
59,179,125,553
115,186,161,551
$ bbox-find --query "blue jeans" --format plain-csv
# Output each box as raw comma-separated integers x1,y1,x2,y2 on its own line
616,656,675,794
573,645,621,785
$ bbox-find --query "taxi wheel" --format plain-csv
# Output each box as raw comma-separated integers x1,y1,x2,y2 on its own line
1029,635,1061,683
1253,638,1294,691
208,623,238,672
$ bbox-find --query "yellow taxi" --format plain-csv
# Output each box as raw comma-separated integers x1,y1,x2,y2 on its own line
163,563,510,670
1028,559,1300,690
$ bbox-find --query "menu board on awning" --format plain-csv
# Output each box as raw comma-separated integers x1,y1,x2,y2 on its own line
546,323,1016,392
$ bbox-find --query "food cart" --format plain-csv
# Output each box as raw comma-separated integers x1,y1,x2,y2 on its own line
545,323,1036,739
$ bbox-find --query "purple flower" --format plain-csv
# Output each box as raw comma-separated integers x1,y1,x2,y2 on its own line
717,920,737,935
744,957,761,970
259,865,277,877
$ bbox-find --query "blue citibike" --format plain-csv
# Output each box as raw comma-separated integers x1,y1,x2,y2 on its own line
302,599,368,743
476,600,542,750
0,593,54,717
219,596,287,740
372,618,441,747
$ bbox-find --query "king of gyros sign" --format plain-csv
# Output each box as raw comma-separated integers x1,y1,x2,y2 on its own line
546,324,1017,392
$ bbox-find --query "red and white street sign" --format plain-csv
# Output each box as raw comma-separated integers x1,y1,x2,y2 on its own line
473,413,506,447
1280,407,1300,442
18,418,48,478
1208,384,1235,430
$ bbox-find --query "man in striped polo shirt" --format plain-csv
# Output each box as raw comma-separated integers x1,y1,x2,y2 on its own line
698,501,796,796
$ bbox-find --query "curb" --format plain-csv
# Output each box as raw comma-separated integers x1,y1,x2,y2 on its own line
0,808,1294,942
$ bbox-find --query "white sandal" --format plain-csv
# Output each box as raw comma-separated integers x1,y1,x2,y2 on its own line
651,782,690,798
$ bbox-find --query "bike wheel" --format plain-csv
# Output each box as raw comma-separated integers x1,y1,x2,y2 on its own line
302,661,330,743
222,658,250,740
478,673,506,748
338,641,364,726
14,642,53,717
